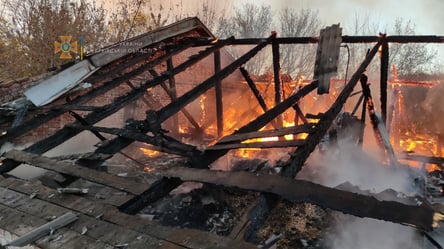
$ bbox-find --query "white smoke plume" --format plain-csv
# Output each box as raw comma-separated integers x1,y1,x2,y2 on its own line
297,140,424,249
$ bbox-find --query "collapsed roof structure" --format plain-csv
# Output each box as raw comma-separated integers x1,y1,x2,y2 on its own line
0,17,444,248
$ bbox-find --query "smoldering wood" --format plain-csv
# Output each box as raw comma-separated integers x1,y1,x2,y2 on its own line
360,74,398,165
204,139,306,150
163,167,436,231
157,34,275,124
0,45,190,147
192,80,318,168
217,123,315,144
380,37,389,125
281,38,383,178
239,41,383,242
5,212,78,247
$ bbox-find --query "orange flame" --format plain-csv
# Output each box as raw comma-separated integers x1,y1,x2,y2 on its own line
139,147,160,157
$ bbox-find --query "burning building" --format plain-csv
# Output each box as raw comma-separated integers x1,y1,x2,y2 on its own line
0,18,444,248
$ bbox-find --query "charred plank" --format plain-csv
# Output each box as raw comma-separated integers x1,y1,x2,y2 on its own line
163,167,436,231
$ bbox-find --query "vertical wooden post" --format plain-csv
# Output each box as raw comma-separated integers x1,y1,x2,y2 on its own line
167,55,178,133
214,50,223,138
272,38,282,127
380,37,389,126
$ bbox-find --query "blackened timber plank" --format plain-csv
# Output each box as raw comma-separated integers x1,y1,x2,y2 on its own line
380,37,389,125
192,80,318,168
202,35,444,45
67,124,196,156
0,177,255,249
157,34,275,123
217,123,315,144
272,38,282,126
163,167,436,231
240,67,269,113
214,50,223,137
0,45,190,147
205,139,306,150
3,150,151,195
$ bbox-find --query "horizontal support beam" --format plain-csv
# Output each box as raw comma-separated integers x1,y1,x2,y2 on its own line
217,123,315,144
205,139,306,150
163,167,437,231
3,150,150,195
68,124,195,156
193,35,444,46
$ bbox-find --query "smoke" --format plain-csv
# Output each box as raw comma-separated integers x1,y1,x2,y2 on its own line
297,139,423,249
325,215,422,249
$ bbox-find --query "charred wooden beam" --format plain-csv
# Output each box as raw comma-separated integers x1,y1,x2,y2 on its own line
3,150,149,195
163,167,437,231
205,139,306,150
360,74,397,165
399,153,444,167
119,177,183,215
282,38,383,178
192,80,318,168
272,38,282,126
67,124,195,156
167,55,179,133
157,34,275,124
0,45,190,147
214,50,223,138
240,67,268,113
380,36,389,125
149,70,201,130
239,67,279,129
292,104,308,124
50,105,103,112
196,35,444,46
217,123,315,144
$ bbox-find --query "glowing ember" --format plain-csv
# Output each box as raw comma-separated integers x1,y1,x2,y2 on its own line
143,166,155,173
139,147,160,157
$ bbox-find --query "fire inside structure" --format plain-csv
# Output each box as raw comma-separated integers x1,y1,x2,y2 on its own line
0,17,444,248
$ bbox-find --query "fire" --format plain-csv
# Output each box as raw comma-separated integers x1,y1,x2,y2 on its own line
143,166,155,173
139,147,160,157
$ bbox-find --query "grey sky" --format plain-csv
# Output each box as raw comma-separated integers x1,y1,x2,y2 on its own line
251,0,444,35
